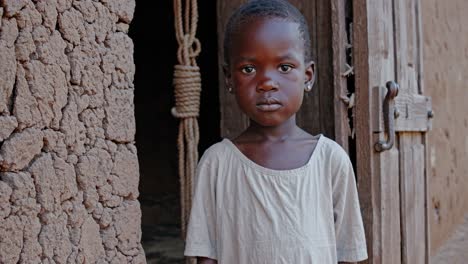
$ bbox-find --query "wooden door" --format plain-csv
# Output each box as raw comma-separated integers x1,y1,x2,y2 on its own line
354,0,432,263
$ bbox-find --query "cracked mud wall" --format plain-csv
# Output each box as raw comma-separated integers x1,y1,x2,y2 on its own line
0,0,146,263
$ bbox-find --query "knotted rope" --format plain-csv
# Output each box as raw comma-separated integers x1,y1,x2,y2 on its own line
172,1,201,260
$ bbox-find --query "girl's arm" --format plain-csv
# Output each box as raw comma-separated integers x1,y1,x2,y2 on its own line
197,257,217,264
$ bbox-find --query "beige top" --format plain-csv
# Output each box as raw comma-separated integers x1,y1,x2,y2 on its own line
184,135,367,263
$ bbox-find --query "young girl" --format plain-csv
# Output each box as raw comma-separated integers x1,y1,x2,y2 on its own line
184,0,367,263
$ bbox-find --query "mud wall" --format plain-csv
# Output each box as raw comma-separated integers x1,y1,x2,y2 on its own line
421,0,468,254
0,0,145,263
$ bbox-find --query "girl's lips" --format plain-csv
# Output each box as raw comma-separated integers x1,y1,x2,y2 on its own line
256,103,282,111
256,98,282,111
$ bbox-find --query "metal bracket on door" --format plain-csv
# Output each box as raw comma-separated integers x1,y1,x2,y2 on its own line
375,81,399,152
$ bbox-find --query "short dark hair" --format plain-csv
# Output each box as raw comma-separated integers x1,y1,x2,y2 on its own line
223,0,312,66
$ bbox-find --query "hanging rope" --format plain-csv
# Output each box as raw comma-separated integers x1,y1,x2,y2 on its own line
172,1,201,261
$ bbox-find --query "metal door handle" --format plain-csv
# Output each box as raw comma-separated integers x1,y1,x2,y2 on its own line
375,81,399,152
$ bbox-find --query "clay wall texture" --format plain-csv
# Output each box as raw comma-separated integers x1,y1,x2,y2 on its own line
422,0,468,254
0,0,145,263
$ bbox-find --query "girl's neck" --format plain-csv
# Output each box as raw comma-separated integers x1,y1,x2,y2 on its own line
244,116,301,142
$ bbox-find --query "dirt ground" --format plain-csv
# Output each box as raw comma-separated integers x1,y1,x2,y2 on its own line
143,224,184,264
431,214,468,264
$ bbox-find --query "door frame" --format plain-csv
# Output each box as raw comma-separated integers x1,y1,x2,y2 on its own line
354,0,377,261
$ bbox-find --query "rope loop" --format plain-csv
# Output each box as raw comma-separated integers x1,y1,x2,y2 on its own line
177,35,201,65
171,65,202,118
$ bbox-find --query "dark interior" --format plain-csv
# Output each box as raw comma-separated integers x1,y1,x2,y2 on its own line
129,1,220,262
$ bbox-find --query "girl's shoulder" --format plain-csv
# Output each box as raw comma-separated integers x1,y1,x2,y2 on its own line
316,135,352,168
198,139,233,164
317,135,347,154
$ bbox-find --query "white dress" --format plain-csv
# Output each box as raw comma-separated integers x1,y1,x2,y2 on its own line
184,135,368,263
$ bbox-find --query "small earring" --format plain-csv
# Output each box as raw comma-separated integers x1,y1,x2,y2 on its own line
227,84,233,93
304,82,313,92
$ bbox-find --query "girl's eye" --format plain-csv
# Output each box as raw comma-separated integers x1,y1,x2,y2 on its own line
241,66,256,74
278,64,293,73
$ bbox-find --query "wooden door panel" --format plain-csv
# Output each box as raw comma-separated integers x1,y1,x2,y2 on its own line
394,0,428,261
399,134,426,264
394,95,431,132
394,0,419,95
377,146,401,264
394,0,431,133
374,87,431,132
373,0,430,134
355,0,393,262
359,0,399,262
355,0,430,263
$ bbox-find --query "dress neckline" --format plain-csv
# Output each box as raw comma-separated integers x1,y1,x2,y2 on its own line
222,134,323,175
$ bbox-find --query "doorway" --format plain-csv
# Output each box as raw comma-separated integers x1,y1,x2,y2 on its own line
129,1,220,262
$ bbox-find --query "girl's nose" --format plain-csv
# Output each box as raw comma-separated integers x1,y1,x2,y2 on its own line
256,78,279,92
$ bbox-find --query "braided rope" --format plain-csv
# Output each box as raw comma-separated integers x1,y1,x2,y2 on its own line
172,1,201,262
172,65,201,119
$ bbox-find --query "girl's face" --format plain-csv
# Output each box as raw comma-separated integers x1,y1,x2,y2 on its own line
225,17,314,127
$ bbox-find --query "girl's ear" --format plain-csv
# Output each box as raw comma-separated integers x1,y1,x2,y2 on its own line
222,64,231,79
223,64,233,93
305,60,315,87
